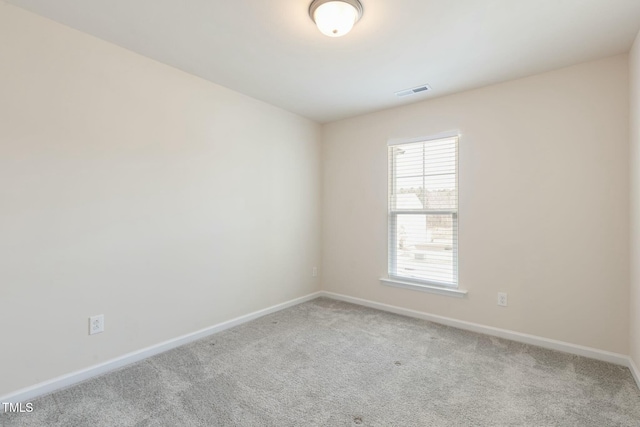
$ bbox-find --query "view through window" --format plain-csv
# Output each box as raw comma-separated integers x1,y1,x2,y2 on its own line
388,135,458,287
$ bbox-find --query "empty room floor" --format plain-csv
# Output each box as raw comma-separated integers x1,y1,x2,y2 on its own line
2,298,639,427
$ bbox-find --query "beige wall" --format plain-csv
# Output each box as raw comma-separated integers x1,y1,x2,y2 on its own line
322,55,630,354
0,3,321,396
631,30,640,368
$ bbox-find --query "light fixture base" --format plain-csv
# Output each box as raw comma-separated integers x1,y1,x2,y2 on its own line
309,0,364,26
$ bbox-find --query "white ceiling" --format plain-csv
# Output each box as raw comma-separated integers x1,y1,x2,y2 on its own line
7,0,640,123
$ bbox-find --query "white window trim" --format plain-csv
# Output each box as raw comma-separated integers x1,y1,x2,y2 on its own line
385,131,466,297
380,277,468,298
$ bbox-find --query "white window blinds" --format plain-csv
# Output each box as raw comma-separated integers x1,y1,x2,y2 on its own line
388,134,459,287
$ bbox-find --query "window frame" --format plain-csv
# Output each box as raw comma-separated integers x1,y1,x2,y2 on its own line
387,132,460,290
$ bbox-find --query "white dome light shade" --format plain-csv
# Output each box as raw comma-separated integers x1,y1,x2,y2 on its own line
310,0,363,38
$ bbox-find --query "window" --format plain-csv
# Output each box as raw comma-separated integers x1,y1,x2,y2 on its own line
388,134,458,288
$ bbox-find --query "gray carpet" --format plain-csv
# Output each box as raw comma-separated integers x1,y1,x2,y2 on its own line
2,298,640,426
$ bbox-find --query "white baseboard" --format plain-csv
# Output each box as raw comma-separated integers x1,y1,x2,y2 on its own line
319,291,630,367
0,291,322,404
630,357,640,390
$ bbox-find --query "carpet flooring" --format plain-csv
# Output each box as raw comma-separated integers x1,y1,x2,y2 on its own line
2,297,640,426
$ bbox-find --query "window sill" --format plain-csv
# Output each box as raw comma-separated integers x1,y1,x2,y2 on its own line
380,278,468,298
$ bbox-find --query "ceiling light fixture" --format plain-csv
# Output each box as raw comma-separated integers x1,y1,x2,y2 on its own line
309,0,363,38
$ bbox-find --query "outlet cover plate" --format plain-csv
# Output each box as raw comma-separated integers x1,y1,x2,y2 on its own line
89,314,104,335
497,293,508,307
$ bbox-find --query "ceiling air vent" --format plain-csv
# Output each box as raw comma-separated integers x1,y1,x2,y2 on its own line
395,84,432,97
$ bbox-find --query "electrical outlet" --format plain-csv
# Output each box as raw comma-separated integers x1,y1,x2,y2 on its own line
89,314,104,335
497,292,508,307
312,267,318,277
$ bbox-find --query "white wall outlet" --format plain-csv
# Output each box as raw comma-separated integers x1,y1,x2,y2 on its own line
497,292,508,307
89,314,104,335
312,267,318,277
